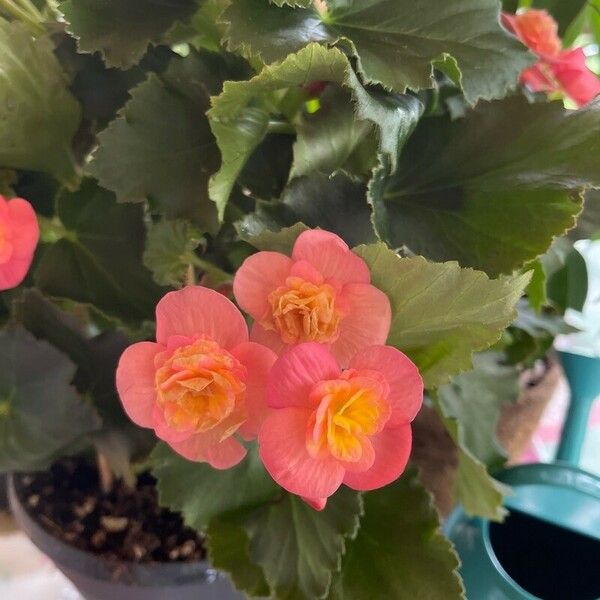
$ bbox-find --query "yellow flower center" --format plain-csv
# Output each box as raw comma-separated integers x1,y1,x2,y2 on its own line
155,338,247,435
306,371,391,463
266,276,344,344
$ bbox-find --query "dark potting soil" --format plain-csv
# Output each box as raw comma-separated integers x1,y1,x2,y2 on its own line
14,459,206,564
490,509,600,600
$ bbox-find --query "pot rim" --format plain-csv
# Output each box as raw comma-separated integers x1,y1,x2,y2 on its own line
481,517,540,600
8,473,217,587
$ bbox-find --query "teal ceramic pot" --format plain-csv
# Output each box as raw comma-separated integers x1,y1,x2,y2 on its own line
555,352,600,465
446,351,600,600
445,463,600,600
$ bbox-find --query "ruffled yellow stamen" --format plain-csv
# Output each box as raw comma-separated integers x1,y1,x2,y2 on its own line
155,338,247,435
266,276,343,344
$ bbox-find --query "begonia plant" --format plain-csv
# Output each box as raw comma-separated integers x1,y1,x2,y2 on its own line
0,0,599,597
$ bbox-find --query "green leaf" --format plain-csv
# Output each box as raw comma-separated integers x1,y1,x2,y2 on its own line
237,221,308,253
163,0,228,53
143,219,203,287
437,352,520,470
239,174,376,247
247,489,363,600
223,0,329,64
525,259,547,312
208,43,424,216
150,442,279,530
207,514,271,598
433,398,509,521
58,0,199,68
543,238,588,312
370,95,598,276
11,289,144,444
502,0,519,13
591,1,600,49
505,299,574,365
291,85,378,179
238,133,294,200
12,289,92,373
329,469,464,600
354,243,530,387
208,44,348,219
0,21,81,184
52,33,170,129
347,75,423,172
292,78,423,179
224,0,532,103
0,328,100,472
0,169,17,197
90,51,250,230
513,300,575,340
34,180,167,325
570,190,600,241
272,0,313,6
453,440,509,521
325,0,532,103
209,107,270,220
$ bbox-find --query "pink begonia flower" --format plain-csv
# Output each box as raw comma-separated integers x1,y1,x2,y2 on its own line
116,286,277,469
258,342,423,509
502,10,600,107
0,195,39,291
233,230,391,366
502,10,562,57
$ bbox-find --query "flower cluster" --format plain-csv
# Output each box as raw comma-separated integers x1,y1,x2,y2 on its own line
117,230,423,508
502,9,600,107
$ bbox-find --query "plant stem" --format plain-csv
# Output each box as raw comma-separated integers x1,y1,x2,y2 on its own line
38,215,71,243
0,0,44,32
188,254,232,285
267,119,296,135
15,0,43,19
97,453,114,495
186,263,196,286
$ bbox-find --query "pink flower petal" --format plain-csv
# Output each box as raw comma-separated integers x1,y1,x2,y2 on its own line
501,10,562,57
116,342,161,428
233,251,293,321
292,230,370,285
231,341,278,439
521,64,555,93
266,343,340,409
0,196,8,219
289,259,323,284
7,198,39,259
302,496,327,511
350,346,423,426
156,286,248,349
343,424,412,491
332,283,391,366
259,407,345,498
500,12,518,36
552,48,600,107
250,321,289,356
168,430,247,469
0,239,12,263
0,255,34,290
0,198,39,290
152,404,195,443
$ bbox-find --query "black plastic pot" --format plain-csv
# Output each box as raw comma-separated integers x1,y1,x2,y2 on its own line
8,475,245,600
